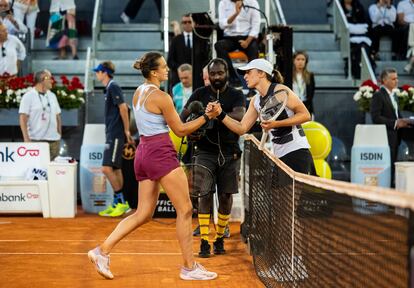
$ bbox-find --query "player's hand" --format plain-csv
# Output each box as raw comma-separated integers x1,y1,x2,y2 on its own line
260,119,277,131
206,101,220,118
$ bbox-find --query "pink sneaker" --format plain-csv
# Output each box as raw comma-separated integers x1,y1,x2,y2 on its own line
179,262,217,280
87,246,114,279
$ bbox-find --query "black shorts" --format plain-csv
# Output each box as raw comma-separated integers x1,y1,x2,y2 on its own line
102,137,124,169
194,150,241,194
279,148,316,175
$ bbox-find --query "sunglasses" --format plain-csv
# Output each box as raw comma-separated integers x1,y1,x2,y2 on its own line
181,20,192,24
1,46,5,57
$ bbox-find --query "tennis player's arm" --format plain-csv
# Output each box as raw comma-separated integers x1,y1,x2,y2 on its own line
227,106,246,121
161,92,216,137
221,99,258,135
268,85,311,129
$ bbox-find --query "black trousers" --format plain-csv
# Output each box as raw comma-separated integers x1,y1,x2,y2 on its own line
124,0,161,19
214,36,258,79
395,24,409,59
369,25,397,55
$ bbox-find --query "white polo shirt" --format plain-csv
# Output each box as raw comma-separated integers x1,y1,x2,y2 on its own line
0,34,26,75
397,0,414,23
19,88,62,141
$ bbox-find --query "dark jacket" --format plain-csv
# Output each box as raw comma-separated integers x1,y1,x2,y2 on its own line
370,87,402,164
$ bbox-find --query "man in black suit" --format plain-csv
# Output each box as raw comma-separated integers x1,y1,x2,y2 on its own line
167,14,210,93
371,68,412,185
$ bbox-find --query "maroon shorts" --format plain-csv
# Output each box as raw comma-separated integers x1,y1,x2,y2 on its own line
134,133,180,181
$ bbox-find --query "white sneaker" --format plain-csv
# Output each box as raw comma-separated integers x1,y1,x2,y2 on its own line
180,262,217,280
87,246,114,280
120,12,130,24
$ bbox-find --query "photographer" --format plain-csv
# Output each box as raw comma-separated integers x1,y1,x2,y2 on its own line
0,0,27,36
181,58,245,258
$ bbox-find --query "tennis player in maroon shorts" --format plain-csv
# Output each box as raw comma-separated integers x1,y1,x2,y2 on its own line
88,52,218,281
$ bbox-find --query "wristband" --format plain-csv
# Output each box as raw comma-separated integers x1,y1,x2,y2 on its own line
217,111,227,121
202,114,210,122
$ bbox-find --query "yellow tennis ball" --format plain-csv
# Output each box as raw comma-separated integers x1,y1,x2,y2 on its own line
314,159,332,179
169,130,188,155
302,121,332,159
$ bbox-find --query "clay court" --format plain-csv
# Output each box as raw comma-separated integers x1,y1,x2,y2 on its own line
0,209,264,288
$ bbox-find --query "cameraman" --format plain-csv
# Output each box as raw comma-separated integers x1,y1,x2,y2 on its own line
181,58,245,258
0,0,27,36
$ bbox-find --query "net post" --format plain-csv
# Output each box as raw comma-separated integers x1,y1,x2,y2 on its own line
409,210,414,288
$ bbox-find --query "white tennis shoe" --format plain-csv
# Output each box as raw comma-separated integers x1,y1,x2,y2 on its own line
87,246,114,280
180,262,217,280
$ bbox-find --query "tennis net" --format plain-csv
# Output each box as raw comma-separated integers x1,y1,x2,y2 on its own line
242,136,414,288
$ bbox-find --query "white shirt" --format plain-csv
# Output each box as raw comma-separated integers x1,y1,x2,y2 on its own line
397,0,414,23
183,31,192,48
49,0,76,13
218,0,261,38
253,94,310,158
369,4,397,27
0,34,26,75
292,74,307,102
19,88,62,141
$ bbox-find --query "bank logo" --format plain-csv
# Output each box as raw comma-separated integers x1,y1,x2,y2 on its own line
17,147,40,157
0,146,41,163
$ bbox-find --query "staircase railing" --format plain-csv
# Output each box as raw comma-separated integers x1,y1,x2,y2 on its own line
83,47,93,123
92,0,102,55
163,0,170,55
271,0,286,25
360,47,377,85
333,0,351,79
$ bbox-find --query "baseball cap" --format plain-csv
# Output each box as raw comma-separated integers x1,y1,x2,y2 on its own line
238,58,273,75
93,64,114,74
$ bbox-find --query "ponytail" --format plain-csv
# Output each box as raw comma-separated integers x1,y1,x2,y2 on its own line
266,69,284,84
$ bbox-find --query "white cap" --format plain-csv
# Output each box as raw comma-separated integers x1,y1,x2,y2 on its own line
238,58,273,75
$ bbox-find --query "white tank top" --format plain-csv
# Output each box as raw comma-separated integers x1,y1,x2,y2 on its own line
132,83,169,136
253,84,310,158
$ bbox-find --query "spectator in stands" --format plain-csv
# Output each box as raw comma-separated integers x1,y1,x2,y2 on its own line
181,58,245,258
167,14,193,91
368,0,397,61
215,0,261,87
120,0,161,24
396,0,414,60
341,0,373,78
48,0,78,60
12,0,39,49
93,61,134,218
19,70,61,160
172,63,192,113
292,51,315,116
0,23,26,76
0,0,27,36
167,14,209,92
370,68,413,185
